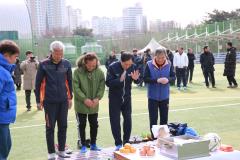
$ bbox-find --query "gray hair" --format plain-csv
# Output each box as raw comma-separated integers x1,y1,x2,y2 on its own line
50,41,65,52
155,48,166,56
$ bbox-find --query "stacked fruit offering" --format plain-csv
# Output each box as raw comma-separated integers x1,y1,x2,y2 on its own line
139,144,155,157
119,143,137,154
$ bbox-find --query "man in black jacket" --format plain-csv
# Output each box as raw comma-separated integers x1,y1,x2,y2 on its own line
106,52,140,151
224,42,238,88
35,41,73,159
187,48,196,83
105,51,118,70
200,46,216,88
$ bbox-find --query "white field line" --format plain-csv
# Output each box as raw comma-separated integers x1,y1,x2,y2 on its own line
16,96,240,111
133,97,240,101
11,102,240,130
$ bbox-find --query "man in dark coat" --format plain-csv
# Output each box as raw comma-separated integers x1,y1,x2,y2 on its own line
224,42,238,88
105,51,118,70
13,58,22,90
186,48,196,83
200,46,216,88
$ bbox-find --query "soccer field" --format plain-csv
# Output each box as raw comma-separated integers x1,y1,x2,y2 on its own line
9,64,240,160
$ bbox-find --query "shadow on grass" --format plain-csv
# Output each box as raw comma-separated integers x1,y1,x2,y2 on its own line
16,110,39,122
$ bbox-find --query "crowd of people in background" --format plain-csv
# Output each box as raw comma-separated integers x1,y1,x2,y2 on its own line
0,39,239,160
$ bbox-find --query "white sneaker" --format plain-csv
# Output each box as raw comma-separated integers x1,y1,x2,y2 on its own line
48,153,56,160
58,151,71,158
183,87,187,90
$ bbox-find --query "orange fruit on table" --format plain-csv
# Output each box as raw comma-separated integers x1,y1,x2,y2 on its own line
119,147,130,154
119,147,125,153
124,143,131,149
130,147,136,153
124,148,130,154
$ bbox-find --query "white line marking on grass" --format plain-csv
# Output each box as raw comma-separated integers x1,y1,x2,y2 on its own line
16,97,240,111
11,102,240,130
134,97,240,101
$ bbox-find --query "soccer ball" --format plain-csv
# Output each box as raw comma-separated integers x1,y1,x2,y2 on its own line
203,133,221,152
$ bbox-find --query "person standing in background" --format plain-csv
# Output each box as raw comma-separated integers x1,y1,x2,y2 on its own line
13,57,22,90
224,42,238,88
173,47,188,90
186,48,196,83
200,46,216,88
20,51,38,111
105,51,118,70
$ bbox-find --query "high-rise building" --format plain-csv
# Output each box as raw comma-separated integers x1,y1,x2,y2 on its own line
47,0,66,31
26,0,67,36
122,3,146,33
92,16,113,36
112,17,123,34
136,15,147,33
26,0,47,37
66,6,82,32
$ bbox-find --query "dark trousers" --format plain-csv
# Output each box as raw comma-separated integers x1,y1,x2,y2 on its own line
76,113,98,146
203,71,215,87
25,90,32,108
16,83,21,90
148,99,169,138
0,124,11,160
44,101,68,154
109,97,132,146
176,68,187,87
227,76,238,86
187,67,194,82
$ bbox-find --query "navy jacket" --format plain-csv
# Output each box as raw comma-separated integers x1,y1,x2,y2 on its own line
35,56,73,104
200,52,215,72
106,61,140,102
144,60,175,101
187,53,196,68
0,54,17,124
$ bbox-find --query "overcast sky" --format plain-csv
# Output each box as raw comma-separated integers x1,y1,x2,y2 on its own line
66,0,240,26
2,0,240,27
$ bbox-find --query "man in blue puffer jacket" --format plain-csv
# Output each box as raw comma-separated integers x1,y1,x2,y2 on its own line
0,40,20,160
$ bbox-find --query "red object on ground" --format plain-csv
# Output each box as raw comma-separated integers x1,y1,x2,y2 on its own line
220,144,234,152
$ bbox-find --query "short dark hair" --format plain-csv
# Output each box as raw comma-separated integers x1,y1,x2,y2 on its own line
155,49,166,56
121,52,133,62
0,40,20,55
25,50,33,56
83,52,98,63
227,42,232,47
145,48,151,53
203,46,208,50
132,48,138,52
120,50,125,54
